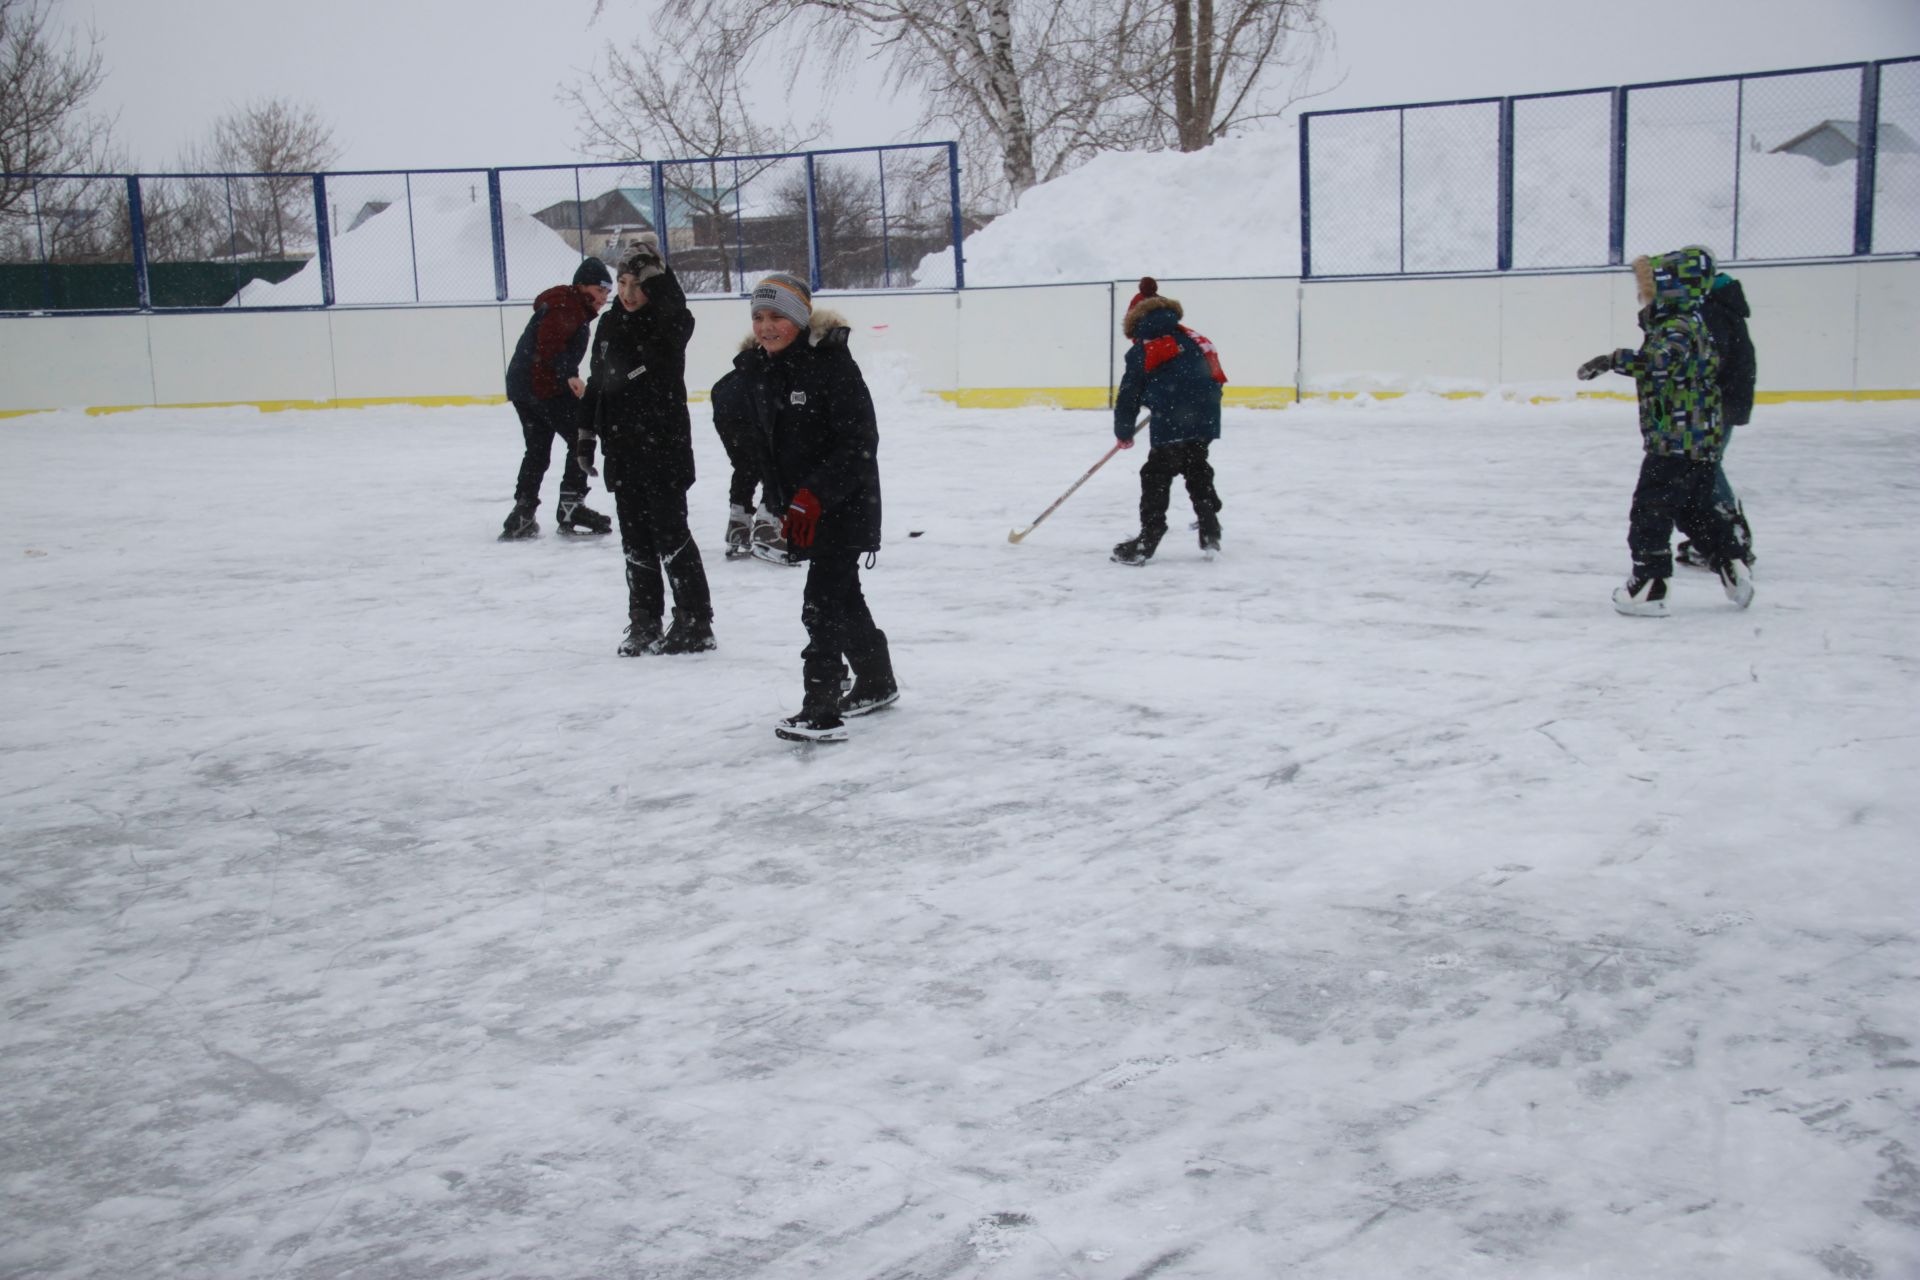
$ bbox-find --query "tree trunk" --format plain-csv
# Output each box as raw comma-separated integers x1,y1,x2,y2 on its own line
982,0,1038,196
1171,0,1199,152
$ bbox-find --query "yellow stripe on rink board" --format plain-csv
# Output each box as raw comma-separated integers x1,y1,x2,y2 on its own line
3,387,1915,419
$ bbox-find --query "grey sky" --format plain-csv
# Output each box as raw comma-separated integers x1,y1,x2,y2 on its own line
62,0,1920,173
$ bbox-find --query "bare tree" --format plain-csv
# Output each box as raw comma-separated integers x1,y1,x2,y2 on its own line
192,97,339,259
1123,0,1327,152
0,0,118,257
648,0,1164,204
565,28,823,288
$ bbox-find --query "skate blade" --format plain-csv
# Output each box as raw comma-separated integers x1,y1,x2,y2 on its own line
775,725,848,743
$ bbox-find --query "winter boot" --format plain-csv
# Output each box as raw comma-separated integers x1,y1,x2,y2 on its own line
724,504,753,559
777,666,847,743
655,607,716,655
843,635,898,718
617,619,663,657
1197,509,1222,560
1714,558,1755,609
499,500,539,541
1111,524,1165,567
750,504,796,565
1611,575,1669,618
556,499,612,536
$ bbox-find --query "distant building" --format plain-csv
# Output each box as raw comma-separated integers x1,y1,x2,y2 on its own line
345,201,390,233
1770,119,1919,167
532,186,733,258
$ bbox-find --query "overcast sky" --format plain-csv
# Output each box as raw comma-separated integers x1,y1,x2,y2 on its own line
61,0,1920,173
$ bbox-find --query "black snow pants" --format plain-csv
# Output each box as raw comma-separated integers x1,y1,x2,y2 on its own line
511,395,592,508
1627,452,1745,580
800,553,890,708
603,434,711,627
1139,439,1222,537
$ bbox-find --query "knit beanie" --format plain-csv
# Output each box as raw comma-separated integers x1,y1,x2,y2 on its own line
750,272,812,330
1126,276,1158,315
573,256,612,288
1122,274,1182,339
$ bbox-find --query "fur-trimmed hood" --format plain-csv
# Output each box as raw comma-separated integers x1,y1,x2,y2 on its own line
1123,294,1183,340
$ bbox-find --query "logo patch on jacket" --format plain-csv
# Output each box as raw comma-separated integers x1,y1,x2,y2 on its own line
790,390,808,405
626,365,647,380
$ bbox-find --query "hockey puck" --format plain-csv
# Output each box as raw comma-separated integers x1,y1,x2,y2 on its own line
908,530,924,537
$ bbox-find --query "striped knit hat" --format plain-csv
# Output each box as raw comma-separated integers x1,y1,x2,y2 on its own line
750,273,812,329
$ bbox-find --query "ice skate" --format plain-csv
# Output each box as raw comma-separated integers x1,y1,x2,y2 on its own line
1111,525,1164,567
775,706,847,743
617,620,663,657
1197,510,1222,561
1715,558,1754,609
498,501,539,541
655,608,716,655
1611,575,1669,618
749,505,795,565
556,500,612,536
723,504,753,559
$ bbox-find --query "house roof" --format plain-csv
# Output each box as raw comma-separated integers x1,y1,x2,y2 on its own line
1772,119,1918,155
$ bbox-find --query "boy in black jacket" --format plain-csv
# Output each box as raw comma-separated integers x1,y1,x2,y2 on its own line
578,242,713,656
729,272,896,743
1679,265,1758,569
500,257,614,540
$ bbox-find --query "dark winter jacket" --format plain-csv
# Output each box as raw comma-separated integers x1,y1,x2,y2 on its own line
505,284,602,402
1608,246,1724,461
1702,274,1756,427
587,268,697,482
1114,303,1223,447
719,309,882,558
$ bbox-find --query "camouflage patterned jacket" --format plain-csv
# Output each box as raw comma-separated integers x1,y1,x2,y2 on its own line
1606,246,1724,461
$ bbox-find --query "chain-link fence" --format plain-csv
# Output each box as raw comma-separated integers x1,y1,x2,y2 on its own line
0,143,963,312
1303,56,1919,277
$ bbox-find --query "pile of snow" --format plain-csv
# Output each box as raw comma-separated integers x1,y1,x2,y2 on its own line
914,131,1301,287
917,122,1918,287
231,195,583,307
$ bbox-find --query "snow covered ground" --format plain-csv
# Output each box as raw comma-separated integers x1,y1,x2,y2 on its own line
3,392,1917,1279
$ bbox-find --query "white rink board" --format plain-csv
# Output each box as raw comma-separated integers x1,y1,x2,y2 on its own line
1,259,1914,413
328,306,511,402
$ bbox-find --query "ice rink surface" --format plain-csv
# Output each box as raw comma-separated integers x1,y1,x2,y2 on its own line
3,389,1916,1279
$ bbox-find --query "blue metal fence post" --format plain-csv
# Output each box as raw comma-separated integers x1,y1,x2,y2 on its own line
876,150,891,288
650,161,668,266
125,176,151,309
804,152,822,291
486,170,509,300
1732,78,1747,261
1608,87,1628,265
947,142,965,289
1854,61,1882,256
312,174,336,306
1496,98,1515,272
1298,113,1313,278
1397,108,1407,275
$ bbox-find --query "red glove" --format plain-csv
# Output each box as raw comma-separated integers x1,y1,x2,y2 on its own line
783,488,821,548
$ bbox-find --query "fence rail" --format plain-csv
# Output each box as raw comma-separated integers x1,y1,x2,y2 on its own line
0,143,965,313
1300,55,1920,277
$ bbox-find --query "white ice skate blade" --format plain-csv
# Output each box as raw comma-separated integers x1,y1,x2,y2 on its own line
1611,589,1669,618
843,690,899,718
775,722,848,743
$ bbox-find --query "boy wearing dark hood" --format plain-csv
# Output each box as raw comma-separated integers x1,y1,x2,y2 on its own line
1110,277,1228,566
500,257,614,540
1577,246,1754,617
579,240,714,656
1678,266,1758,569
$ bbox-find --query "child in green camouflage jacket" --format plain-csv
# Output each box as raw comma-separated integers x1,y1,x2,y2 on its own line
1577,245,1754,618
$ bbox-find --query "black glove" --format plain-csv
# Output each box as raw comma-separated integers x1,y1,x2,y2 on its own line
620,244,664,284
1576,354,1614,381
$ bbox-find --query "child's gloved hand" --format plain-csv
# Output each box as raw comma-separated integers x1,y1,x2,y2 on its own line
1576,354,1613,381
783,489,821,548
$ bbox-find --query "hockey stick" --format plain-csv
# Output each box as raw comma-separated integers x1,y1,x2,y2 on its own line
1007,415,1146,545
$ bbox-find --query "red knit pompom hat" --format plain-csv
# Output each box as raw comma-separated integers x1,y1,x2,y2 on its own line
1126,276,1158,315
